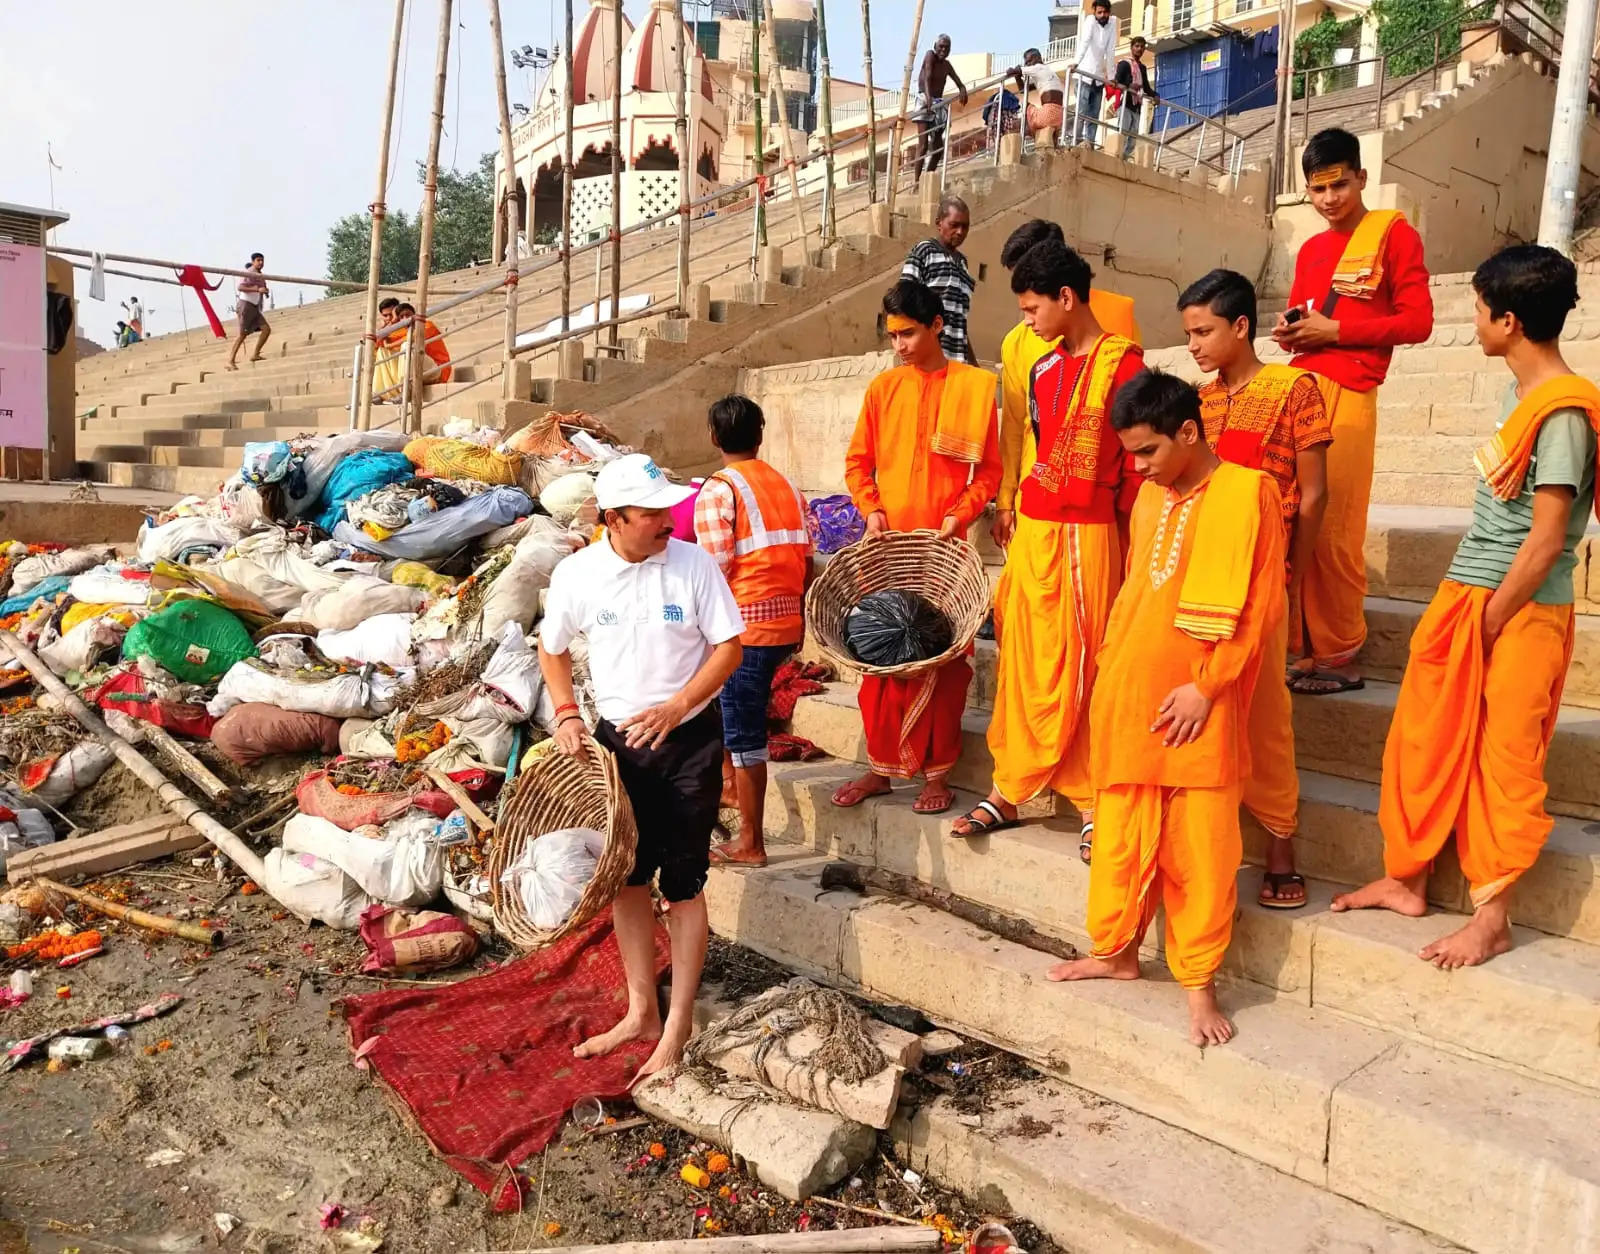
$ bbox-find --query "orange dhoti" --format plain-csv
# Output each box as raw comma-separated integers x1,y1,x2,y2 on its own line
859,658,973,782
1243,608,1298,837
1296,378,1378,667
1086,783,1243,988
988,515,1121,811
1378,580,1575,906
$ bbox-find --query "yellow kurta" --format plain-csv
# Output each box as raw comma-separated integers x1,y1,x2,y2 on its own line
1087,466,1285,987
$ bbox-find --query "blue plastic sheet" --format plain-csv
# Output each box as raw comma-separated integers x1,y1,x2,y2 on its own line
312,449,415,533
332,486,535,560
0,574,72,617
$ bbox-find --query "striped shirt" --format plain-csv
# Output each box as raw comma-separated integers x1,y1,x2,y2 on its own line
902,239,975,363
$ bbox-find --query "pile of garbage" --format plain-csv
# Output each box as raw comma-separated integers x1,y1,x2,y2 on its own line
0,410,639,966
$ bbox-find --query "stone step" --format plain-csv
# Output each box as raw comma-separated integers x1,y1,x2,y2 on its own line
112,390,349,420
79,421,344,448
703,854,1600,1252
894,1076,1454,1254
1369,470,1479,508
789,674,1600,822
75,461,229,497
763,762,1600,1086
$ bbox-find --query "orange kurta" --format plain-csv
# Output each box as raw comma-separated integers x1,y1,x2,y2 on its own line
1087,465,1285,986
1201,366,1331,838
1297,378,1376,666
1379,582,1574,905
845,361,1002,780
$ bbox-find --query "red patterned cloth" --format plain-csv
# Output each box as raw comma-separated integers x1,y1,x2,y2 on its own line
341,913,669,1210
767,659,833,722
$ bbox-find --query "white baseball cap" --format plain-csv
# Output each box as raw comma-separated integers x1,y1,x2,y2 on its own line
593,452,695,511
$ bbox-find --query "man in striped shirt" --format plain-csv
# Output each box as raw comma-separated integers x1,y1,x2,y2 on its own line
902,196,977,363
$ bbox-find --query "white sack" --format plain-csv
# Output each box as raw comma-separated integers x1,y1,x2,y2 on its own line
261,848,373,929
500,826,604,930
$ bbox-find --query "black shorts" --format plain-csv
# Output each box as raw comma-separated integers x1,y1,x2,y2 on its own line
239,302,268,336
596,704,723,903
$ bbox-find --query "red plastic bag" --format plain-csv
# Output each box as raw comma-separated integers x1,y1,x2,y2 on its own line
84,668,217,738
296,762,494,831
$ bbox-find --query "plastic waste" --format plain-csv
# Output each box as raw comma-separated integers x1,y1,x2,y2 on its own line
500,826,604,930
48,1036,109,1063
843,589,954,667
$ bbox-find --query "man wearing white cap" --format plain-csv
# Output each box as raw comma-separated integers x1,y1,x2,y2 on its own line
539,452,746,1081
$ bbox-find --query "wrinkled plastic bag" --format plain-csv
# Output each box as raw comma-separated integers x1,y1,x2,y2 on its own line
500,826,604,930
0,788,56,874
843,589,953,667
67,564,152,606
332,486,534,560
358,903,479,974
539,473,597,527
241,441,293,486
296,577,425,632
10,546,116,595
122,600,258,685
38,611,139,678
208,661,399,720
282,431,411,521
403,436,523,486
281,812,444,907
479,624,542,719
261,848,373,929
806,494,866,555
211,704,343,766
20,742,117,807
0,574,71,617
476,520,585,637
312,448,414,533
137,515,242,564
317,614,418,670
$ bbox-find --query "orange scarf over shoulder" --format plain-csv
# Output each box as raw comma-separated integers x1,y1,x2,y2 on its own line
1033,333,1136,502
928,360,1000,464
1331,208,1403,300
1174,462,1263,643
1212,363,1308,469
1473,373,1600,519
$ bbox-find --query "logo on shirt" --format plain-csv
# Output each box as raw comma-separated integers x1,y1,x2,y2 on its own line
596,608,620,626
663,604,685,623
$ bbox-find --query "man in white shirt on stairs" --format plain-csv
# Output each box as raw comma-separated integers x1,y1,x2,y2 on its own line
539,453,746,1082
1071,0,1119,150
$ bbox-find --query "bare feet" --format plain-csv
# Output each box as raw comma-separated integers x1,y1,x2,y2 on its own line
1186,984,1234,1047
573,1009,661,1060
1419,900,1513,969
628,1018,693,1086
1287,666,1364,696
831,772,892,808
913,778,955,814
1330,875,1427,916
1047,946,1140,982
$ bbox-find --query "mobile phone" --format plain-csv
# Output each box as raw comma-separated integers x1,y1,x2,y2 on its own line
1283,306,1306,324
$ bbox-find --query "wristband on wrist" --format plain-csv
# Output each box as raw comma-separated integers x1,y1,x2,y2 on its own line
553,702,580,717
557,713,584,728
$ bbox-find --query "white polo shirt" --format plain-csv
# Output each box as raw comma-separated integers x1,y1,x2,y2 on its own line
541,536,745,724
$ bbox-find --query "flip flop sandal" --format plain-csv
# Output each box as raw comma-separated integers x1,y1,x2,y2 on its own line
913,788,956,815
831,781,889,808
949,799,1020,839
1288,669,1366,696
1078,820,1094,865
1258,871,1308,909
709,845,767,869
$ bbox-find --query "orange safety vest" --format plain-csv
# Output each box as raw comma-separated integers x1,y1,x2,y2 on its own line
712,459,810,647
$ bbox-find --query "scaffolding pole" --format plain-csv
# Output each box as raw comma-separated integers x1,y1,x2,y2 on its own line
357,0,408,431
407,0,455,434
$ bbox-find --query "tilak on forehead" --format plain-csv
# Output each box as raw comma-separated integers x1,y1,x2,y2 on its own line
1308,164,1354,186
885,314,922,332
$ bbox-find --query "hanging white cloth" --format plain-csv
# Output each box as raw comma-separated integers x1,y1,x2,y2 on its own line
88,252,106,301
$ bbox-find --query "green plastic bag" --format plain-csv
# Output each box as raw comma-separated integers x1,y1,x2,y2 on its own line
121,599,258,685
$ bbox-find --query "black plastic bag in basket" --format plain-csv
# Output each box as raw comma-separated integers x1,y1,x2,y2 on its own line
843,589,954,667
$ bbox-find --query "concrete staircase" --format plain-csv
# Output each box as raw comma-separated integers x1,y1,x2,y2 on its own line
715,273,1600,1251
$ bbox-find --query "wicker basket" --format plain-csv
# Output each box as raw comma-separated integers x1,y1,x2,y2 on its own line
805,529,990,678
487,739,638,949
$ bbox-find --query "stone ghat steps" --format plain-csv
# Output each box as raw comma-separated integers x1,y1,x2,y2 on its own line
704,851,1600,1254
894,1075,1457,1254
759,762,1600,1086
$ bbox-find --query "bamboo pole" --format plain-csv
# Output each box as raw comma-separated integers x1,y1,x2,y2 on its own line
35,877,225,948
561,0,575,333
860,0,879,204
358,0,409,431
674,0,693,310
407,0,456,435
140,724,232,804
817,0,838,242
487,1228,942,1254
47,246,408,294
0,631,267,888
424,767,496,833
884,0,926,215
759,5,810,246
751,2,768,250
486,0,521,400
607,0,623,349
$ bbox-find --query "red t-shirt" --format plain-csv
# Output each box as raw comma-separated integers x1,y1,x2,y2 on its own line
1019,344,1145,524
1286,216,1433,393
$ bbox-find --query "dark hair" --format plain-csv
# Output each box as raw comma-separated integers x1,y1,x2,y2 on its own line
1023,47,1041,60
250,252,265,263
1177,268,1258,341
883,278,945,327
1111,369,1202,438
1010,239,1092,302
708,393,766,454
1301,128,1362,179
1473,244,1579,344
1000,219,1064,270
396,302,417,316
379,297,399,312
1091,0,1111,10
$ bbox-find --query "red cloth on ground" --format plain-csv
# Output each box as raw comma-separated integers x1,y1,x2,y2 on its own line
767,658,833,722
175,265,226,338
341,914,669,1210
768,732,824,762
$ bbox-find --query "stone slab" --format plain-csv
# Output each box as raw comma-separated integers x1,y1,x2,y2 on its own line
6,816,205,883
634,1069,875,1201
895,1080,1456,1254
1329,1042,1600,1253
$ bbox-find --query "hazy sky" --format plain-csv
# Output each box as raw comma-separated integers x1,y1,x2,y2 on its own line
1,1,1040,346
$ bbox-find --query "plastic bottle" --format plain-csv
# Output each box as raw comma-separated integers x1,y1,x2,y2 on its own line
105,1025,131,1050
47,1036,109,1063
9,970,32,997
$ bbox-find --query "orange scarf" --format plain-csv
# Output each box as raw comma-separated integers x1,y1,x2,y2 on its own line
1331,209,1402,300
1212,364,1307,469
928,360,1000,464
1174,462,1262,642
1032,333,1136,502
1473,373,1600,519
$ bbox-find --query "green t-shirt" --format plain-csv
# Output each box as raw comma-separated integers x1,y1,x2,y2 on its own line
1445,385,1596,605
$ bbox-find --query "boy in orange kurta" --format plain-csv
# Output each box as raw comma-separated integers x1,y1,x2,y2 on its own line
1051,370,1285,1047
1333,245,1599,969
834,279,1002,815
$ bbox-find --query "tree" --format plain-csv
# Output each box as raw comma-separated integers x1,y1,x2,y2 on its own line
1370,0,1507,77
323,150,496,288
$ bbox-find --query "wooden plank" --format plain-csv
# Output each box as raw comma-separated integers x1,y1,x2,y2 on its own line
6,816,206,882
